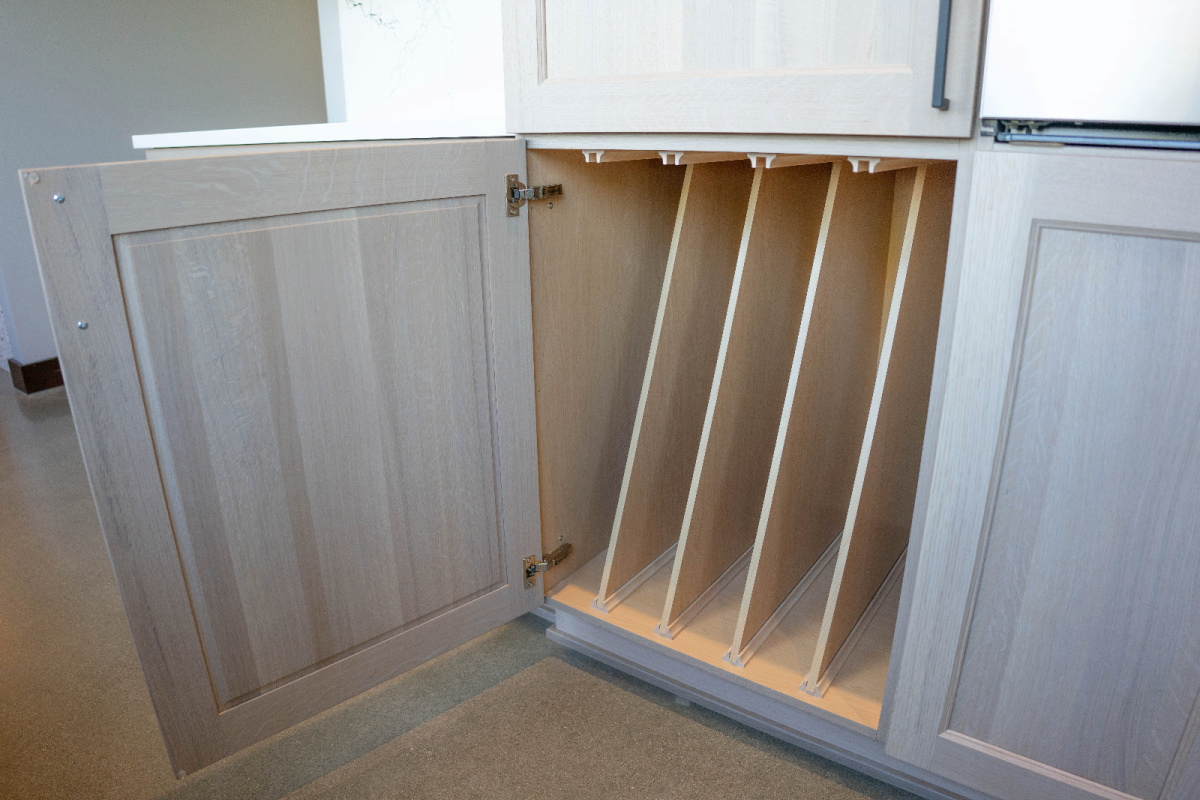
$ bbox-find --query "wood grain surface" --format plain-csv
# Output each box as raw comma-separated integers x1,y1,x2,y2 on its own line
504,0,984,138
527,151,685,590
945,224,1200,800
808,164,954,685
884,150,1200,800
661,163,830,631
733,165,897,660
598,160,755,606
20,139,541,773
116,200,503,707
550,547,901,730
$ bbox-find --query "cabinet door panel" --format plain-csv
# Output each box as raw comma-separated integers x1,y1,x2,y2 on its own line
885,149,1200,800
503,0,983,137
116,199,504,708
21,139,540,774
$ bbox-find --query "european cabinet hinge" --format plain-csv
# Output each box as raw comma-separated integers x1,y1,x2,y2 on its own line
507,174,563,217
524,542,573,588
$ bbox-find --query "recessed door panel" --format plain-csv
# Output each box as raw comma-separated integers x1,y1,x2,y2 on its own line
947,225,1200,800
116,200,503,709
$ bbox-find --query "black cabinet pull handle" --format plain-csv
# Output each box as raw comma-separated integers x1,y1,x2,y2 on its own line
932,0,952,110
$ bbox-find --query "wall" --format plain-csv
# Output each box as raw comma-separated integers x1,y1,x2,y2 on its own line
317,0,504,128
0,0,327,369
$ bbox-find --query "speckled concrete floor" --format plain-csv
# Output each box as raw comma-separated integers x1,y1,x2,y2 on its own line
0,381,917,800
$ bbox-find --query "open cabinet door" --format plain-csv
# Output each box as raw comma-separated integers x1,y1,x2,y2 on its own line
20,138,542,776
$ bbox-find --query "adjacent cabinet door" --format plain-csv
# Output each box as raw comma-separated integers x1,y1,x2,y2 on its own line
21,139,542,775
886,149,1200,800
502,0,984,137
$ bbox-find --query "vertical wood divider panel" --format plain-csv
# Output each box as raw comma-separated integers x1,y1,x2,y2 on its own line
657,163,833,637
528,151,685,591
597,161,755,610
805,163,956,692
729,164,897,664
656,165,764,636
594,165,693,609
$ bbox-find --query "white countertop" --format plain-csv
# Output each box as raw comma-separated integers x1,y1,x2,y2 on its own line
132,118,510,150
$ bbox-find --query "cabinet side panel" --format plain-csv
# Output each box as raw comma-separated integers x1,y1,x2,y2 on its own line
527,151,685,590
605,161,754,596
946,225,1200,800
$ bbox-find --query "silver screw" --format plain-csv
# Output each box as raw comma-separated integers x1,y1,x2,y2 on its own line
26,172,40,185
77,321,88,330
547,202,553,209
52,193,65,204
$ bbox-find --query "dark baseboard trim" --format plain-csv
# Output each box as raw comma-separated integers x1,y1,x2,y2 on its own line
8,357,63,394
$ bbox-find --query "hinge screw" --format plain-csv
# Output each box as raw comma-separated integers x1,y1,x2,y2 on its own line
26,172,39,185
52,193,65,204
77,321,88,330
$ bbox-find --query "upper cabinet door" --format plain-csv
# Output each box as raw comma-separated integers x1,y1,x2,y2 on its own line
21,139,542,776
502,0,984,138
885,148,1200,800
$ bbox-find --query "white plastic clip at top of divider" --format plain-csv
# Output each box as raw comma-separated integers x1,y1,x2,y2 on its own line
747,153,840,169
581,150,660,163
659,151,746,165
847,156,937,173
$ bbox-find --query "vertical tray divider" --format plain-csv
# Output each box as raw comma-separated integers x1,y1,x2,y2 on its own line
657,164,766,637
594,165,695,611
804,165,933,694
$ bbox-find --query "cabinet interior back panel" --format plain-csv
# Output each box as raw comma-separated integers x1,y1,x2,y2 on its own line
947,225,1200,800
114,199,503,709
544,0,912,79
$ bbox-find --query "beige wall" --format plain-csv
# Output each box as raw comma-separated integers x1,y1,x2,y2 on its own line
0,0,326,368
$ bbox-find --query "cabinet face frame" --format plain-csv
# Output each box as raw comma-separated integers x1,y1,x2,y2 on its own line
19,139,543,775
502,0,985,138
884,147,1200,800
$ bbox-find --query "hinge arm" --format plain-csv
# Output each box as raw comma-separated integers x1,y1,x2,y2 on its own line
524,543,573,588
507,175,563,217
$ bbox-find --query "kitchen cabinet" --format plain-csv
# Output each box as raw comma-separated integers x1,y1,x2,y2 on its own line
23,139,974,795
886,148,1200,800
503,0,985,137
23,131,984,796
19,3,1200,799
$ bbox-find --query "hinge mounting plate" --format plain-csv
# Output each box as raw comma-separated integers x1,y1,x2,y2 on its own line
507,174,563,217
524,542,573,588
